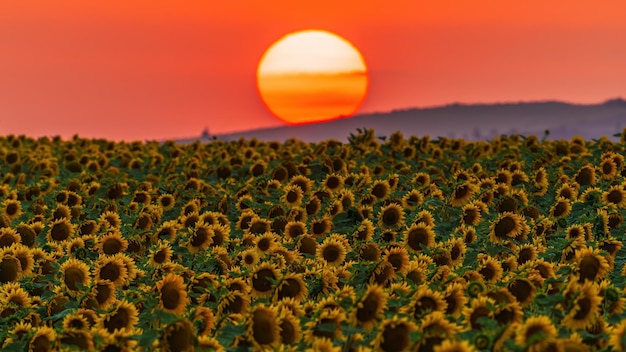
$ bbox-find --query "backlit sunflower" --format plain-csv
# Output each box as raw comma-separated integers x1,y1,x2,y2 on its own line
373,316,417,352
561,281,602,330
350,285,387,331
316,237,348,267
404,222,436,252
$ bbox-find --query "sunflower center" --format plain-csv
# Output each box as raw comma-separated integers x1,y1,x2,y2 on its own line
494,216,516,238
382,209,400,226
607,190,623,204
96,283,113,306
407,228,430,251
508,279,533,303
381,323,410,351
51,222,71,241
252,268,275,293
579,255,600,281
64,267,86,291
100,263,121,282
470,306,491,330
414,296,438,317
103,239,122,255
190,228,209,247
280,320,296,344
257,238,271,252
252,309,277,345
356,294,380,322
161,283,182,310
105,308,130,333
0,257,19,283
573,297,592,320
277,278,302,300
165,322,193,351
323,245,341,263
153,250,167,264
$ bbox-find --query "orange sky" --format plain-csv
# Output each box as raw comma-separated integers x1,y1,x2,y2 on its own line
1,1,625,140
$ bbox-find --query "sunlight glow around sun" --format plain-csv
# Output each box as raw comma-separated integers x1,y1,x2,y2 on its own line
257,29,369,125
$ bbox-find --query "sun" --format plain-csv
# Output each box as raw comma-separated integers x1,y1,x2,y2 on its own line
256,29,369,125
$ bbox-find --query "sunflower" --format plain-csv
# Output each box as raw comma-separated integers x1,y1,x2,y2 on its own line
244,304,281,349
2,199,22,220
447,237,466,267
0,250,21,283
602,185,626,208
443,282,468,318
450,182,477,207
461,201,486,226
29,326,56,352
278,308,302,345
433,340,477,352
600,158,618,179
493,301,523,327
404,222,436,252
84,280,116,310
384,246,410,273
159,319,195,352
408,284,448,319
561,281,602,331
59,257,91,295
98,210,121,229
488,212,527,243
323,173,344,193
280,184,304,208
96,230,128,256
194,306,216,336
550,197,572,218
217,290,251,316
155,273,188,316
373,316,417,352
305,197,322,217
463,296,496,330
574,164,596,186
417,312,462,350
275,272,308,302
98,300,139,335
575,246,610,283
359,241,381,262
311,217,333,237
296,234,318,256
148,241,172,267
47,217,74,243
284,221,307,240
94,254,128,288
609,320,626,351
185,222,214,254
350,285,387,331
157,193,176,211
250,262,280,298
514,315,557,348
378,203,404,229
58,330,94,351
316,237,348,267
0,228,21,249
304,308,345,345
369,180,391,200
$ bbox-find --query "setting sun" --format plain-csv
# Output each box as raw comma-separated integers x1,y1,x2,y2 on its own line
256,29,369,125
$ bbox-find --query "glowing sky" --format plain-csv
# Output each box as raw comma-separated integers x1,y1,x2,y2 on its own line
1,1,625,140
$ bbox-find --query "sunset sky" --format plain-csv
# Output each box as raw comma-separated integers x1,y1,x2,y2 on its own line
1,1,625,141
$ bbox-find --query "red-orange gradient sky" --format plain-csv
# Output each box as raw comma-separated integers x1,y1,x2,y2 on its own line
1,1,625,141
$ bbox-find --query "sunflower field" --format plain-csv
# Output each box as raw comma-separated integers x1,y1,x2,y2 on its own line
1,129,626,351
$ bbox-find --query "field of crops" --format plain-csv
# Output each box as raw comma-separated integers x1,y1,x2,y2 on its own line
1,129,626,351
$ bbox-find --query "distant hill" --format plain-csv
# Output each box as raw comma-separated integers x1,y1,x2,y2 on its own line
178,98,626,143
